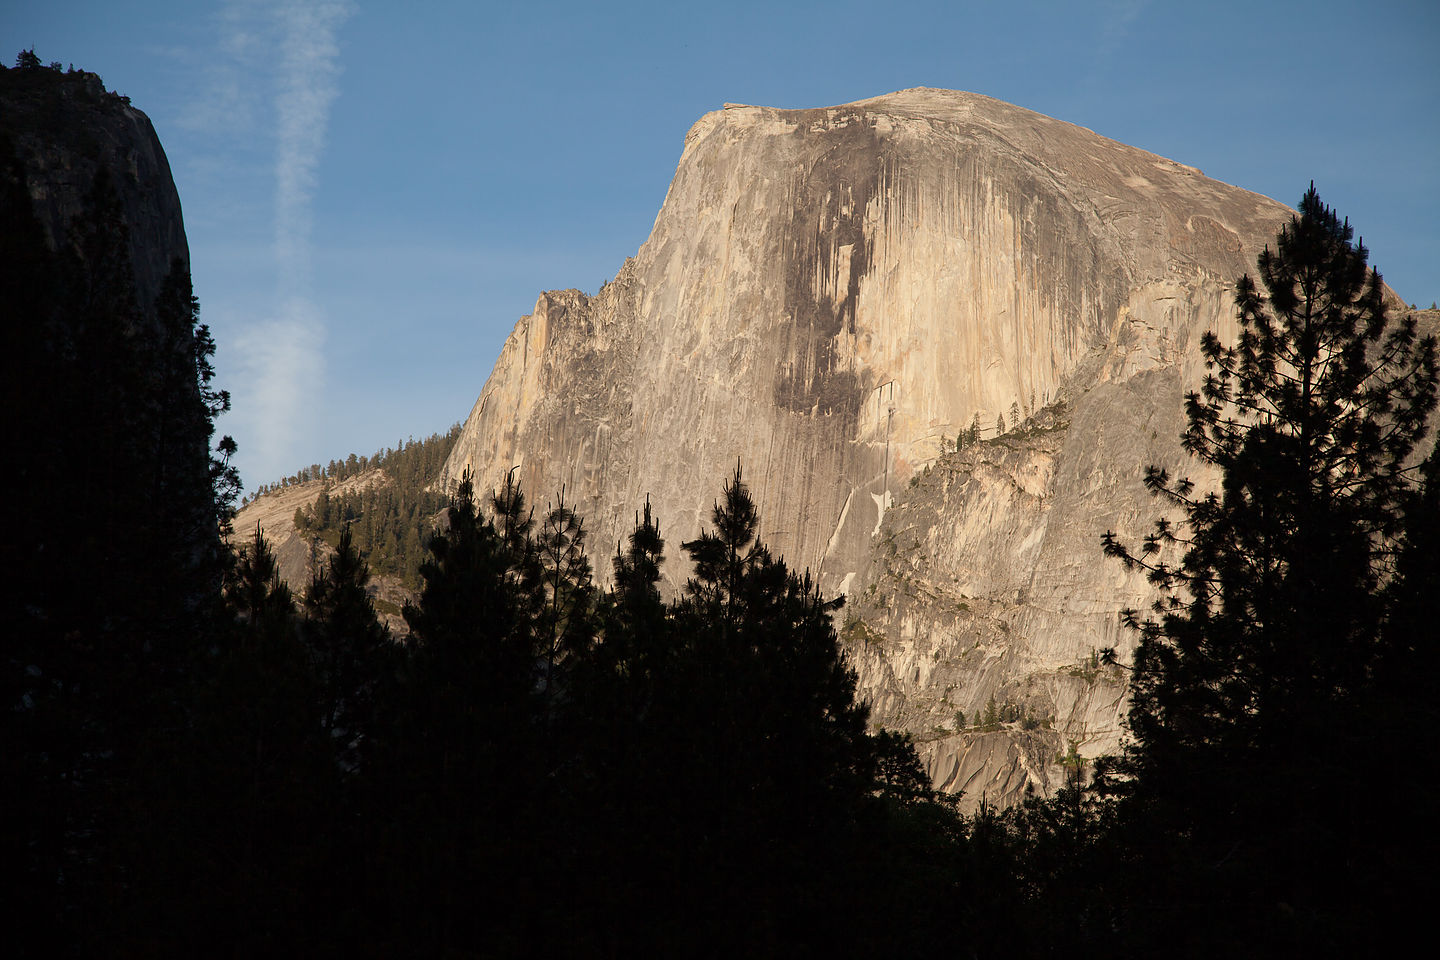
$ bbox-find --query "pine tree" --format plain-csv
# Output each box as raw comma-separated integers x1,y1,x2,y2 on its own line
1100,186,1438,951
376,472,548,949
150,260,238,603
982,694,999,730
677,467,880,830
303,524,390,773
534,489,596,705
188,522,326,944
402,471,535,701
228,523,295,635
656,468,922,949
595,497,670,688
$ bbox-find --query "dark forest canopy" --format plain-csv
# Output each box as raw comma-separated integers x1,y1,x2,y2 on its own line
4,56,1437,957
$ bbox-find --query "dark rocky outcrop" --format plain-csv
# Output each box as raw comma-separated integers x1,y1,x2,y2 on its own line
1,61,188,315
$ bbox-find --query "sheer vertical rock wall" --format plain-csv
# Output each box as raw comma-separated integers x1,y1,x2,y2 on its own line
443,89,1296,807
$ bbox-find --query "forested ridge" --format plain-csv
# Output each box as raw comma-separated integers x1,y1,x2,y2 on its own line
278,426,462,589
243,423,460,502
5,55,1437,957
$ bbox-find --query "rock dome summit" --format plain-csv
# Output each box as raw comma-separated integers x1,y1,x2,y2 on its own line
442,89,1300,803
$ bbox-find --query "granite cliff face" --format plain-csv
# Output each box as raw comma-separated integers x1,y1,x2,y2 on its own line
443,89,1299,806
0,64,188,313
7,60,244,688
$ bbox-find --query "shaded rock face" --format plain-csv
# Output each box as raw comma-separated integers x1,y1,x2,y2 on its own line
845,390,1193,807
443,88,1299,807
0,65,188,314
4,64,231,629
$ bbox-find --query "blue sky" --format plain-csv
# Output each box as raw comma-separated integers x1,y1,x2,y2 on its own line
8,0,1439,491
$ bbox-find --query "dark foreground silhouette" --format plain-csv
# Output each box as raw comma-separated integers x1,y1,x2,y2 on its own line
5,56,1436,957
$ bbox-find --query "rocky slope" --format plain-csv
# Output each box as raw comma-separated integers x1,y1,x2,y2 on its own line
231,472,416,634
438,88,1347,806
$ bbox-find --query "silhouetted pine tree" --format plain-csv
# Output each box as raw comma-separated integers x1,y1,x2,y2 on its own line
400,472,539,714
601,497,670,682
666,468,884,950
160,523,331,949
533,489,595,711
1101,186,1438,954
303,524,389,774
150,259,238,605
355,473,548,951
228,523,296,638
552,501,678,953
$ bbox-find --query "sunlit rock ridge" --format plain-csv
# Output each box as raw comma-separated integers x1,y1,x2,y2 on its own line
443,88,1296,806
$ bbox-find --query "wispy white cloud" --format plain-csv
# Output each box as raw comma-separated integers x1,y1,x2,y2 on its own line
176,0,271,137
200,0,353,487
231,297,327,477
274,0,352,292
